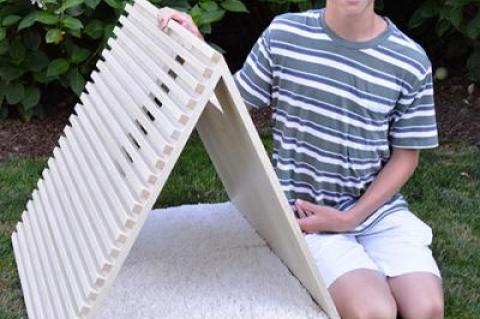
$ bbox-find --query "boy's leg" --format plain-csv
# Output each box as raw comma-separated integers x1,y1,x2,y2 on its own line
329,269,397,319
304,233,397,319
358,210,444,319
388,273,444,319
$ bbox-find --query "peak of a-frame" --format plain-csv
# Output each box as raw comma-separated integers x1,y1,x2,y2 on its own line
127,0,223,66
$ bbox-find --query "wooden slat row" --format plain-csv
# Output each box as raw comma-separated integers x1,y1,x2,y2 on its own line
109,27,195,117
13,224,46,319
125,3,216,80
11,0,224,317
134,0,222,65
105,40,190,128
119,14,204,95
75,102,150,201
99,48,185,144
87,74,164,172
33,183,84,316
95,62,176,154
81,93,158,186
111,25,193,112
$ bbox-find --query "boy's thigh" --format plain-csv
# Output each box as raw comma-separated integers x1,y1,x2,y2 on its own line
304,233,397,318
303,232,379,288
357,210,442,279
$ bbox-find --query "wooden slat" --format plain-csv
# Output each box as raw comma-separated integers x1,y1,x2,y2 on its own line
56,136,131,243
35,175,86,314
22,206,59,318
110,27,196,115
81,92,159,185
43,156,111,268
135,0,222,64
47,153,116,262
27,200,65,319
94,59,171,140
98,49,184,146
31,190,73,318
52,145,124,259
58,129,118,273
20,212,51,319
104,41,187,132
76,101,150,201
119,15,204,95
74,112,143,208
12,230,42,319
37,168,103,274
88,73,165,172
65,121,142,218
125,3,213,80
33,188,100,302
40,168,90,316
108,35,194,120
111,25,194,111
13,224,46,319
28,191,91,306
94,67,173,157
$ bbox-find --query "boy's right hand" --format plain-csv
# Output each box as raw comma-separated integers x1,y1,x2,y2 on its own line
157,7,204,40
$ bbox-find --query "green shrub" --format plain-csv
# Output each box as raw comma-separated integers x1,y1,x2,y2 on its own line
0,0,125,120
0,0,247,121
409,0,480,83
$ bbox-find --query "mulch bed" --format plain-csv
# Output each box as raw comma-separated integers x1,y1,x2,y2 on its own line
1,76,479,162
435,77,480,146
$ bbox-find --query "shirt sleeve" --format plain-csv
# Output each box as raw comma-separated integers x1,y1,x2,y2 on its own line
389,62,439,149
233,26,273,109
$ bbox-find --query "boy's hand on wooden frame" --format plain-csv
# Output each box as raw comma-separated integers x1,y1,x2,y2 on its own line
157,7,204,40
294,199,355,233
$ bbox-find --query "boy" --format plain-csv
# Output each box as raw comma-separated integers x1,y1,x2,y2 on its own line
157,1,444,318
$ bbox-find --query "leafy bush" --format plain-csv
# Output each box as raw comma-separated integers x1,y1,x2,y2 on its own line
0,0,247,121
409,0,480,83
0,0,124,120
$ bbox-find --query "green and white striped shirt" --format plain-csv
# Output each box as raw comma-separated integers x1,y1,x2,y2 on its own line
233,9,438,233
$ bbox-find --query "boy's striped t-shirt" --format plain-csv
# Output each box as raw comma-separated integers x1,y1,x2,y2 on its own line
233,9,438,233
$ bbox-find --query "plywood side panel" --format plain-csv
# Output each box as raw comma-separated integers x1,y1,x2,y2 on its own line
196,63,339,319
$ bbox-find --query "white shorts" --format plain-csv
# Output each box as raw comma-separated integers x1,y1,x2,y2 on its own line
304,210,442,288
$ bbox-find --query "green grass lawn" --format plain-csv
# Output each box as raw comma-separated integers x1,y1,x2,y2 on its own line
1,135,479,318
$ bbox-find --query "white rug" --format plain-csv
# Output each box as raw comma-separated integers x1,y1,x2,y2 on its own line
94,202,328,319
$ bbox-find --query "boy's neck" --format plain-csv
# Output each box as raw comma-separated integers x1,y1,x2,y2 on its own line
324,1,387,42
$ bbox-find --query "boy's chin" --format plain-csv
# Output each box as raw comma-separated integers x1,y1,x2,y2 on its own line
338,0,374,14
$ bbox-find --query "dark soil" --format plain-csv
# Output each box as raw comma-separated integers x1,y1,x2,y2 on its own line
0,76,479,162
434,77,480,147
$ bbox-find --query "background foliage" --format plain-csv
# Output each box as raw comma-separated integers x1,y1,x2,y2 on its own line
0,0,124,121
0,0,247,121
0,0,478,121
407,0,480,83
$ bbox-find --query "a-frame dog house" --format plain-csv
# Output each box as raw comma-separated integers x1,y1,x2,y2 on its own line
11,0,339,318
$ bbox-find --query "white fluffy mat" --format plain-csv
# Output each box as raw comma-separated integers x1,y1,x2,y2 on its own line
95,202,328,319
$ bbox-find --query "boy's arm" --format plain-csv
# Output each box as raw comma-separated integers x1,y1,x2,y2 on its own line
347,148,419,228
297,57,437,234
296,148,420,233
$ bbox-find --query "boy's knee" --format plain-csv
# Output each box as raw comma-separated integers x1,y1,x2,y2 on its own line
401,298,444,319
349,300,397,319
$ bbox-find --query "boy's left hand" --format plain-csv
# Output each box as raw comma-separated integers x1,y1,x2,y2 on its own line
294,199,354,233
